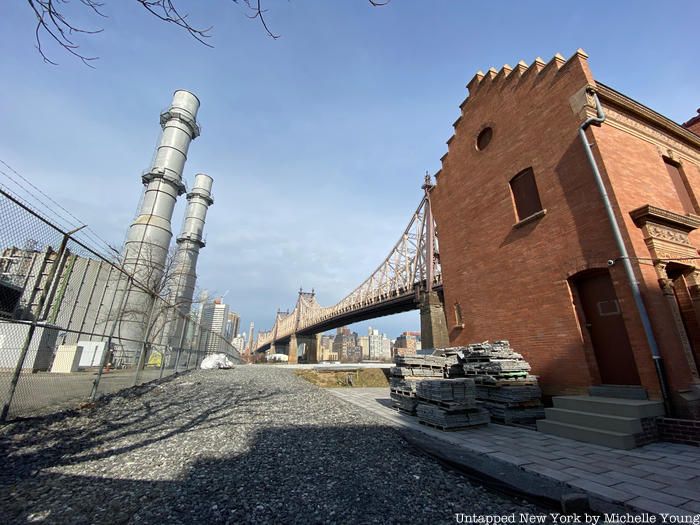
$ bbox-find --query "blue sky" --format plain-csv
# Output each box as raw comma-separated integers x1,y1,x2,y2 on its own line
1,0,698,341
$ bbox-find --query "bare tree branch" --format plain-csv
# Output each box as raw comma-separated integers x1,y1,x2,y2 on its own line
240,0,279,39
27,0,103,66
137,0,213,47
25,0,391,65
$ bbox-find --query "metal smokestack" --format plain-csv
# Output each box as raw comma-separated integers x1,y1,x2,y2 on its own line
119,90,201,349
167,173,214,344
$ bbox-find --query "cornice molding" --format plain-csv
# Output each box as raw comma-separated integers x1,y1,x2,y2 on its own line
597,83,700,150
629,204,700,232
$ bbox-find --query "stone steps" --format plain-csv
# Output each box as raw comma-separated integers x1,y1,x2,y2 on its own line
544,407,642,434
537,395,664,449
536,419,637,449
552,395,664,418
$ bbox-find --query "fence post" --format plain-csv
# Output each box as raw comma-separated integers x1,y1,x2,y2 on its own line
90,275,132,401
173,317,188,374
158,345,167,380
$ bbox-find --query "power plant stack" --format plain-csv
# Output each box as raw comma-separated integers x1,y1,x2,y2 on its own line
117,90,201,353
164,173,214,346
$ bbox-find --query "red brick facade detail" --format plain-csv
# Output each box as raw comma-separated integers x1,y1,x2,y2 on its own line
658,417,700,446
684,109,700,136
431,50,700,416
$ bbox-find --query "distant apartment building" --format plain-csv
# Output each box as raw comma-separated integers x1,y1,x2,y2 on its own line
393,331,421,357
201,298,229,353
381,337,391,360
358,335,369,360
332,326,361,363
368,327,385,360
319,334,337,361
226,312,240,341
230,334,246,353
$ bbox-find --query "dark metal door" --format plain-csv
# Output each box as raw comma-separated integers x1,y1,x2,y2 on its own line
576,272,641,385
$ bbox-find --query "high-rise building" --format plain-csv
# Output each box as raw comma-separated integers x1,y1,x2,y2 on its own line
226,312,240,342
381,337,391,360
358,335,369,360
332,326,361,363
368,327,384,360
201,298,229,353
319,335,336,362
230,334,245,353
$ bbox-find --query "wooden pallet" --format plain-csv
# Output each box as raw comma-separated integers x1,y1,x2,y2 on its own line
416,397,477,411
392,406,416,416
390,388,417,398
417,420,488,432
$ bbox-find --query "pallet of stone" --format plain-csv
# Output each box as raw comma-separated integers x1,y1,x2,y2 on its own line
481,360,531,373
390,366,443,378
418,398,478,410
394,355,446,368
476,384,541,404
475,375,539,386
390,377,426,396
462,357,529,371
416,378,476,402
479,401,545,424
390,392,419,415
468,371,531,382
444,363,465,378
416,403,490,429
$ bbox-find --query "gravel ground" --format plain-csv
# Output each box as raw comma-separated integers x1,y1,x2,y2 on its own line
1,366,548,524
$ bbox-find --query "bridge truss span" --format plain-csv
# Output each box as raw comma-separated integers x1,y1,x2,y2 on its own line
255,176,444,353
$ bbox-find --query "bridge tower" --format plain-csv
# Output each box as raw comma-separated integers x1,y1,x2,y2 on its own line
419,174,450,349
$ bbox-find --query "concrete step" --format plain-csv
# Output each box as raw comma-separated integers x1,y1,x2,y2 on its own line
589,385,648,400
552,395,664,418
544,407,642,434
536,419,637,450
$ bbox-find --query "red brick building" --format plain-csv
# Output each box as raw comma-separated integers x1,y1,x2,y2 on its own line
431,50,700,417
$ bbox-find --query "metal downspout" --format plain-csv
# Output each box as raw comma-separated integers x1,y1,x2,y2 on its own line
578,88,671,409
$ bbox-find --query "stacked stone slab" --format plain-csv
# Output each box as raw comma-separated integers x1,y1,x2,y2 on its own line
434,341,545,425
389,355,444,402
417,403,491,429
390,354,490,429
415,378,490,430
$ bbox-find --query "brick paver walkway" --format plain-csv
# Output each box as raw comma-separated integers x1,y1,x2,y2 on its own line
330,388,700,517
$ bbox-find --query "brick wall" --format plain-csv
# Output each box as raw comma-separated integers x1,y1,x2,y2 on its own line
431,50,700,405
634,417,660,447
591,112,700,396
658,417,700,446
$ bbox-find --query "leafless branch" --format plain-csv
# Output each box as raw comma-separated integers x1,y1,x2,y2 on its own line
137,0,213,47
27,0,103,66
239,0,279,39
26,0,392,65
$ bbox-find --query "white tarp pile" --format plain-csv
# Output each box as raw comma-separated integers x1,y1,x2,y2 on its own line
200,353,235,370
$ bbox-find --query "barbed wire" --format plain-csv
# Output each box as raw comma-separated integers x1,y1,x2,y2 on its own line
0,158,122,260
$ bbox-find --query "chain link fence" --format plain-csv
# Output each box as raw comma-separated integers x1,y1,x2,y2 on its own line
0,188,240,421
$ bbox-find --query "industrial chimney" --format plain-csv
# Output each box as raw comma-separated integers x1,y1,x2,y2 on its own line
118,90,201,351
165,173,214,345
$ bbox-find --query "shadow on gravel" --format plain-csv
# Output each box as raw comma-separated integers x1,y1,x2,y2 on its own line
0,376,280,487
0,423,502,525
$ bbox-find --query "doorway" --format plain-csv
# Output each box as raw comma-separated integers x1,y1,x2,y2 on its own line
666,264,700,375
573,270,641,385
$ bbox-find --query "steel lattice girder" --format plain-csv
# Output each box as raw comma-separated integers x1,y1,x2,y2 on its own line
256,195,441,350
